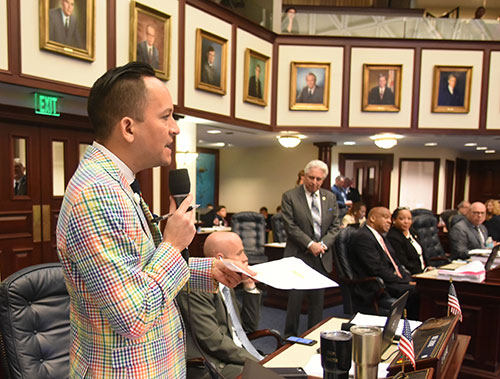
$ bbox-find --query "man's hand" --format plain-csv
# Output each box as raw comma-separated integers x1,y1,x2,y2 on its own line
162,194,196,251
308,241,326,256
212,259,257,288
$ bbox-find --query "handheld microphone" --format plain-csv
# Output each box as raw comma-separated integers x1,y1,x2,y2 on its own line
168,169,191,262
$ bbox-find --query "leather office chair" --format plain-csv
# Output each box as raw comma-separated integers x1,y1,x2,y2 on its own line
0,263,70,379
410,208,435,219
449,213,466,230
412,214,450,266
333,227,393,316
270,213,287,243
231,212,268,265
440,209,455,231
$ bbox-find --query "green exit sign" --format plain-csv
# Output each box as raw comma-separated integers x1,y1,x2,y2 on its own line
34,93,60,117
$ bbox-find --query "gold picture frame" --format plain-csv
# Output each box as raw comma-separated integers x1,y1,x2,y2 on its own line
130,1,171,81
243,49,270,107
195,29,228,95
432,65,472,113
362,64,402,112
39,0,95,61
290,62,330,111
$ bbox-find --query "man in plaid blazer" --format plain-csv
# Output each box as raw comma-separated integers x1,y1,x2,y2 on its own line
57,62,250,378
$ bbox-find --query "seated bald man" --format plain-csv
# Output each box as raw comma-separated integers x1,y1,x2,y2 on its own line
348,206,419,319
177,232,263,379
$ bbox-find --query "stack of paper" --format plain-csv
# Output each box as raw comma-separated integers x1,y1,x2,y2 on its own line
350,313,422,336
437,260,485,282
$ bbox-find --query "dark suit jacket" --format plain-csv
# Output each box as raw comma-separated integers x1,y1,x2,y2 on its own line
14,175,27,196
296,86,324,104
348,225,411,305
49,8,83,49
484,215,500,242
346,186,361,203
449,219,488,260
386,227,426,275
331,185,347,208
438,86,463,106
248,75,262,98
176,288,261,378
367,86,395,105
281,185,340,274
201,62,219,86
136,41,160,69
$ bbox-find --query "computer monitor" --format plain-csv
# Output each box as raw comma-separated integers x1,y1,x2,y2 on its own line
485,245,500,271
381,291,409,353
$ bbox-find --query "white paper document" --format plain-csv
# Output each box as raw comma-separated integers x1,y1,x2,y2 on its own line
222,257,339,290
437,260,485,283
350,313,422,336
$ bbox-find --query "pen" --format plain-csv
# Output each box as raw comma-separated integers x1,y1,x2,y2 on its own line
152,204,200,223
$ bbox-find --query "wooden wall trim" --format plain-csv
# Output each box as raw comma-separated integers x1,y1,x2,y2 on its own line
178,0,186,108
410,47,421,130
341,43,351,129
106,0,117,70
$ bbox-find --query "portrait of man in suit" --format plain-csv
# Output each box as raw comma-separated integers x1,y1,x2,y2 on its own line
248,64,263,99
438,72,464,107
296,72,324,104
136,24,160,70
367,72,395,105
201,45,219,86
49,0,85,49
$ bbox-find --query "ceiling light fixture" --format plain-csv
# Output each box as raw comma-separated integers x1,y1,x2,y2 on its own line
343,141,356,146
485,150,496,154
277,135,301,148
476,146,488,151
424,142,438,147
207,130,222,134
464,142,477,147
369,133,403,149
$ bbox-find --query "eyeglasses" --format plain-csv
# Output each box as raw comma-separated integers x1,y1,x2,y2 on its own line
471,211,485,216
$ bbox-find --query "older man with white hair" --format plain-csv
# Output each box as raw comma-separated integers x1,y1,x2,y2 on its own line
281,159,340,337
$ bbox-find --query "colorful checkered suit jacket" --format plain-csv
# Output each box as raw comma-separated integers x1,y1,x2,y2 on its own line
57,145,216,378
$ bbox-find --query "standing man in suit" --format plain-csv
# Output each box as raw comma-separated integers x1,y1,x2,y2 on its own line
348,207,418,319
49,0,84,49
13,158,27,196
201,46,219,86
296,73,324,104
248,64,262,99
449,201,488,260
331,175,351,218
177,232,263,379
281,160,340,337
137,24,160,69
367,73,395,105
56,62,251,378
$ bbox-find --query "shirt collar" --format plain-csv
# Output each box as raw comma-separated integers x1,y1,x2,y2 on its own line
366,224,384,241
93,141,135,185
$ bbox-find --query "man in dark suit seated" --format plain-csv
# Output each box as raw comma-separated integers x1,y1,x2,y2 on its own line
449,202,488,260
348,206,419,319
177,232,263,379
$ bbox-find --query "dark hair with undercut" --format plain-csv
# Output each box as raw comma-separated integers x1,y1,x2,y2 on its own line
87,61,156,141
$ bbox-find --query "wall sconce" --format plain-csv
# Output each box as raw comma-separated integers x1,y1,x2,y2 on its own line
370,133,403,149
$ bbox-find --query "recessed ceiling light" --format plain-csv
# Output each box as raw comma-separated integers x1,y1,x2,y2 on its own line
424,142,438,147
343,141,356,145
485,150,496,154
213,142,225,147
476,146,488,150
207,130,222,134
464,142,477,147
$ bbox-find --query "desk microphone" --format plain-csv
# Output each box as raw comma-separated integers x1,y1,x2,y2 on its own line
169,169,190,262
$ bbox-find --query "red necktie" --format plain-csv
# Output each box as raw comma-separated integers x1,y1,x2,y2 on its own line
379,236,402,278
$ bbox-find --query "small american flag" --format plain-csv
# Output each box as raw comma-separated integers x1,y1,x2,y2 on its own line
398,316,416,370
448,281,463,322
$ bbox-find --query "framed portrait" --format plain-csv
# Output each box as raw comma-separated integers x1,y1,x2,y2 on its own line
243,49,270,107
129,2,171,81
290,62,330,111
195,29,228,95
432,66,472,113
362,64,402,112
39,0,95,61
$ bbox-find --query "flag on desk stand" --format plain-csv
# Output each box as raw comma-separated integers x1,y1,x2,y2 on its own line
398,310,416,372
448,279,462,322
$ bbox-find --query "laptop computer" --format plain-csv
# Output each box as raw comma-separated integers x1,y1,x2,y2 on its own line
485,244,500,271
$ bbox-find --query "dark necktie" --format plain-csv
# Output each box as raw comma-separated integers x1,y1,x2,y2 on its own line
65,18,69,30
14,181,19,195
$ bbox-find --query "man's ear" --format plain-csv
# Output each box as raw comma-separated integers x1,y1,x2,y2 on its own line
118,117,135,143
215,252,224,260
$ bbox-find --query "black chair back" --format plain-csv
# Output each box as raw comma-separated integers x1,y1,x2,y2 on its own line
333,227,358,314
410,208,435,219
412,214,448,265
231,212,268,265
270,213,287,243
449,214,466,229
0,263,70,379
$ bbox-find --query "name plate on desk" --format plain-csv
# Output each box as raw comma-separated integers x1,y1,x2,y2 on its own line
387,368,434,379
388,315,459,379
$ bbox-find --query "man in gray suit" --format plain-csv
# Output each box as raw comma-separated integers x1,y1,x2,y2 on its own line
177,232,262,379
49,0,84,49
281,160,340,337
450,201,488,260
136,24,160,70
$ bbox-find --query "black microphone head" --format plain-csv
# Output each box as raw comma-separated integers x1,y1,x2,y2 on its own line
169,168,190,195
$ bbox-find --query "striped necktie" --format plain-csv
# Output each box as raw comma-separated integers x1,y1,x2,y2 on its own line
311,192,322,241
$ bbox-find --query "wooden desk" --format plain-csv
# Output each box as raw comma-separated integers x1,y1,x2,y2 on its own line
263,317,468,379
263,244,342,311
415,268,500,379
